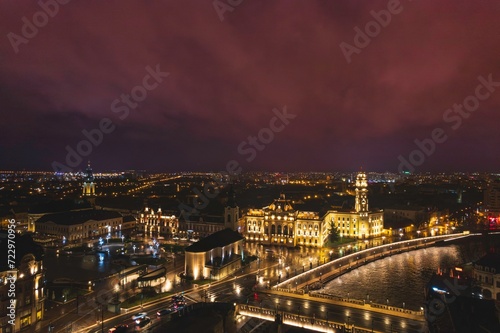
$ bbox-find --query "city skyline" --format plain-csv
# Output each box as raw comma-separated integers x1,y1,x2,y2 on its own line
2,1,500,172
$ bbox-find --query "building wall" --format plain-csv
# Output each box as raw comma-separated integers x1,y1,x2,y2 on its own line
324,211,383,239
139,208,178,238
473,265,500,301
181,222,226,240
485,180,500,213
0,254,44,333
244,208,384,246
185,252,207,281
185,240,243,280
35,217,123,241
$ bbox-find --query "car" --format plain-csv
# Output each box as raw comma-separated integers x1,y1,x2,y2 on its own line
131,312,147,320
135,317,151,331
108,324,128,333
157,309,172,317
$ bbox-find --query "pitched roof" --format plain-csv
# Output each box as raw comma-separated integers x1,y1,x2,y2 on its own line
123,215,136,223
474,253,500,271
185,228,243,253
36,209,122,225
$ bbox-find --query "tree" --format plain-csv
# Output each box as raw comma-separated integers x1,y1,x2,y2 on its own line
327,221,340,243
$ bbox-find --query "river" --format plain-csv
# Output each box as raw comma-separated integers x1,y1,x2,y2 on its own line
322,245,461,311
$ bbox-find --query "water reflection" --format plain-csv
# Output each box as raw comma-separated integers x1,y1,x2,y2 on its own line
44,247,119,281
322,246,460,310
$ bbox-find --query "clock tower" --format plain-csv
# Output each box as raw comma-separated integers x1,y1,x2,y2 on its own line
82,161,96,206
355,171,368,214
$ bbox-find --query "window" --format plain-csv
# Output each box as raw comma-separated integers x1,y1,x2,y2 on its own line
20,315,31,328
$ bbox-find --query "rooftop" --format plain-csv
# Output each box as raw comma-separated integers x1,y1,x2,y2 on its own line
185,228,243,253
474,252,500,272
36,209,122,226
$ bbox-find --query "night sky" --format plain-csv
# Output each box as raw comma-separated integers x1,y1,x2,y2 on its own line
2,1,500,172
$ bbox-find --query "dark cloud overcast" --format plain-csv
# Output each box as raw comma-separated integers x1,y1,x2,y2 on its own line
1,0,500,172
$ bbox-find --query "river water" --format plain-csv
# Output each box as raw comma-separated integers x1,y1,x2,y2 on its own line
322,246,461,311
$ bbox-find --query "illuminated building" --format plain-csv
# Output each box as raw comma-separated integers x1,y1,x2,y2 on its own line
82,161,96,206
485,179,500,212
184,228,244,281
0,232,44,333
485,179,500,229
139,207,179,239
34,209,130,242
243,171,384,247
137,267,167,292
243,194,323,247
324,171,383,239
473,253,500,301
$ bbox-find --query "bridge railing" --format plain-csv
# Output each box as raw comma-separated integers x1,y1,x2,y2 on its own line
309,291,365,306
369,301,423,316
309,292,424,316
238,304,383,333
275,287,305,295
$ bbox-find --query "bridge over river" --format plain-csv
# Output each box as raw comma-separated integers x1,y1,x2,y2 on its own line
238,233,476,332
275,234,470,292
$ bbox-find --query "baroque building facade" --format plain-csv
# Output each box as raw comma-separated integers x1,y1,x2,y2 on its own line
0,232,44,333
139,207,179,239
242,171,384,247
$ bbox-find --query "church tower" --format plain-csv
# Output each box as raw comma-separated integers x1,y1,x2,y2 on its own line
224,186,239,231
82,161,96,206
355,171,368,215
